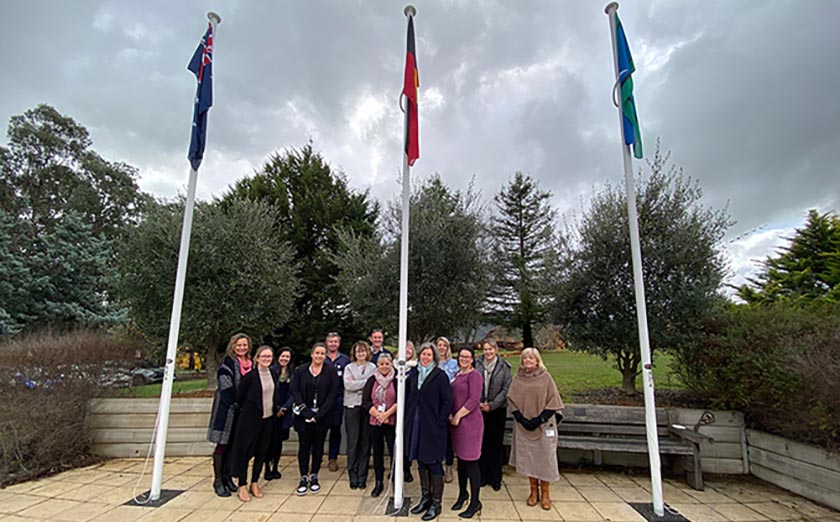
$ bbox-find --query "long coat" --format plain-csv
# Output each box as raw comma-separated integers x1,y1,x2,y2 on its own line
207,356,242,444
234,366,280,442
405,367,452,464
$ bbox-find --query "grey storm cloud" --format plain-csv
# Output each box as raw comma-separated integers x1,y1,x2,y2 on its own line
1,0,838,290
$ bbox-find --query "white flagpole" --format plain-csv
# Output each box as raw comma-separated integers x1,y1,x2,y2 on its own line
149,11,220,501
393,5,416,511
605,2,664,517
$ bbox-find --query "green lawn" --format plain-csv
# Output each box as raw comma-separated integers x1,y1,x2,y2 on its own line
504,350,685,398
114,378,208,398
115,351,683,399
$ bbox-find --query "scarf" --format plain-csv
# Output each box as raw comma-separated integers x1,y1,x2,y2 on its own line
374,368,395,402
278,366,290,383
238,356,252,376
483,356,498,397
417,362,434,389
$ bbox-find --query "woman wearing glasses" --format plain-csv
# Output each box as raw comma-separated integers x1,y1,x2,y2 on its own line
448,347,484,518
229,345,280,502
343,340,376,489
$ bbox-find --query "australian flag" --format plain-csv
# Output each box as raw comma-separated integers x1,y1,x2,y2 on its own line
188,23,214,171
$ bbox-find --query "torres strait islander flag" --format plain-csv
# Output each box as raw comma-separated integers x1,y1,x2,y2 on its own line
402,14,419,166
615,13,643,159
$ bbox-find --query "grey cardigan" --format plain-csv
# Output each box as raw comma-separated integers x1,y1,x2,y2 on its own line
475,356,513,411
343,361,376,407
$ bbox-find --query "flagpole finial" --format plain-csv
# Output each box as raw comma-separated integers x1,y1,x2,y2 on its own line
604,2,619,15
404,5,417,17
207,11,221,24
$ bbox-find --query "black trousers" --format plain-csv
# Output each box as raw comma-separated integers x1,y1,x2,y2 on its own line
369,423,396,482
231,417,273,486
478,408,506,487
298,425,328,477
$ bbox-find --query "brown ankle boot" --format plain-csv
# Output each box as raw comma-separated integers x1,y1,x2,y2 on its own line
540,480,551,510
527,477,540,506
250,482,263,498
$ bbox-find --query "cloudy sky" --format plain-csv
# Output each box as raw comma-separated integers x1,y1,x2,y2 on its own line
2,0,838,294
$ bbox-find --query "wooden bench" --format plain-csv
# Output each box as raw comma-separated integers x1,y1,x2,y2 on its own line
504,404,714,490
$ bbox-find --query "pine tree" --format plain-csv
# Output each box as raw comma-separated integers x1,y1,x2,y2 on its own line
738,209,840,303
490,172,556,348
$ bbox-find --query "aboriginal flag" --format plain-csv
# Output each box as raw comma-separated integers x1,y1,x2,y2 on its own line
402,15,419,166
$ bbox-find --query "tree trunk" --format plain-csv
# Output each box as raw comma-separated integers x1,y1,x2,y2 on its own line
206,348,219,390
620,370,637,395
523,321,534,350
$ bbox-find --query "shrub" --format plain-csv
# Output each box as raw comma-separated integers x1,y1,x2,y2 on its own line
674,301,840,448
0,330,140,485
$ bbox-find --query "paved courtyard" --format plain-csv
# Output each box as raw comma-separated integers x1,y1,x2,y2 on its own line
1,456,837,521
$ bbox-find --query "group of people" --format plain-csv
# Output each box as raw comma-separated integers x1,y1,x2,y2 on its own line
207,330,564,519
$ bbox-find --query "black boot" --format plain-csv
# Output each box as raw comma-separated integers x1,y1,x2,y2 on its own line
422,473,444,520
410,468,431,515
371,480,384,497
221,452,237,492
212,454,231,497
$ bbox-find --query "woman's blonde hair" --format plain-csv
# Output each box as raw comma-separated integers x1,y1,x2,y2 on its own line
226,333,252,358
435,336,451,360
520,347,547,370
352,340,372,362
254,344,274,362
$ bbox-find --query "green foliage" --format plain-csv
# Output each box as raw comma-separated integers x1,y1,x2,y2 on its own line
116,198,299,357
737,209,840,303
221,144,378,353
677,302,840,448
0,209,121,336
336,175,491,343
0,104,149,337
555,143,730,393
489,172,557,348
0,104,148,241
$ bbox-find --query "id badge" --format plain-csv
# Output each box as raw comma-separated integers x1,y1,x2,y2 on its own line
545,428,556,438
337,370,343,376
377,404,386,413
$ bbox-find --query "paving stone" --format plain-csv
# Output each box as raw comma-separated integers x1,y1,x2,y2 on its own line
709,502,771,521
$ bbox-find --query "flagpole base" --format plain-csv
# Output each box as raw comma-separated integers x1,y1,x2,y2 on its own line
387,496,412,516
630,503,688,522
128,489,185,508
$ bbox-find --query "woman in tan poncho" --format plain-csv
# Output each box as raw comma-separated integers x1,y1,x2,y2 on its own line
507,348,565,510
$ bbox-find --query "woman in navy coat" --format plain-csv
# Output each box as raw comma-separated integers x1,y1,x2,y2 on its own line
405,342,452,521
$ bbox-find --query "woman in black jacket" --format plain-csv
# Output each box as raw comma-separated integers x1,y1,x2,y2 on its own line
229,345,279,502
405,342,453,521
264,346,294,480
292,342,339,496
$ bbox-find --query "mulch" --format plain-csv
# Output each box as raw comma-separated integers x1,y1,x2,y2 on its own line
571,388,709,409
